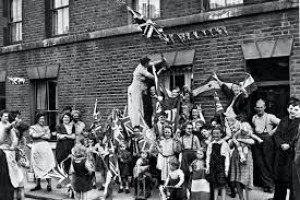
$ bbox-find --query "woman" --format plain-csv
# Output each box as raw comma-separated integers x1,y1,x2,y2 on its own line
128,56,166,128
29,112,56,191
56,111,76,186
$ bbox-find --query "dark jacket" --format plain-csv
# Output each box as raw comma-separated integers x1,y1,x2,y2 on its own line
273,116,300,183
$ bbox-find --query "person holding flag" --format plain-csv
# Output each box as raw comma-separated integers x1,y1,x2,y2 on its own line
128,56,166,128
214,72,250,121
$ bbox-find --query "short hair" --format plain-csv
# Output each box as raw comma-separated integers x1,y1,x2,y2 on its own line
59,111,73,124
163,125,173,137
184,121,193,129
256,99,266,107
34,112,46,124
289,97,300,107
140,56,151,66
0,110,10,117
211,126,223,134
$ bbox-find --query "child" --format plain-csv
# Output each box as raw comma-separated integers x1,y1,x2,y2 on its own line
200,125,212,152
206,127,230,200
160,158,185,200
118,141,132,193
190,150,210,200
229,122,255,200
156,125,181,183
133,150,152,199
94,134,109,191
71,143,95,200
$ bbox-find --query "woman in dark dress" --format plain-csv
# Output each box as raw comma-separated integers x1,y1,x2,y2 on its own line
56,111,76,187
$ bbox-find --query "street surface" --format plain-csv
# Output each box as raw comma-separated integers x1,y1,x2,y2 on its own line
24,179,277,200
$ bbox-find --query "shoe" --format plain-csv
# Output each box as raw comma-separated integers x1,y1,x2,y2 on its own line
47,185,52,192
125,189,130,193
30,185,41,191
118,188,123,193
56,184,62,189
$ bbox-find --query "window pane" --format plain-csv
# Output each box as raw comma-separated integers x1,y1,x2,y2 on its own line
47,112,58,133
210,0,226,9
227,0,243,6
36,82,47,110
48,81,57,110
11,0,22,22
57,9,63,34
0,82,5,96
11,22,22,42
149,0,160,19
0,98,6,110
62,7,69,34
54,0,62,9
61,0,69,7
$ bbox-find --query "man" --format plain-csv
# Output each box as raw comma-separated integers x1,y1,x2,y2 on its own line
0,110,22,200
252,99,280,193
180,122,201,188
273,97,300,200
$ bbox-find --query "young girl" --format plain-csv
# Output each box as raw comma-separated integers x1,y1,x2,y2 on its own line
156,125,181,183
229,122,255,200
71,143,95,200
206,127,230,200
160,158,185,200
190,150,210,200
118,141,132,193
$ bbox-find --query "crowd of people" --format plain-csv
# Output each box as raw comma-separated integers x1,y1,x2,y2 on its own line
1,55,300,200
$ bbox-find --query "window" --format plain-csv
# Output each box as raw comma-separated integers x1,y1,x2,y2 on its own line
209,0,243,10
35,80,58,132
9,0,22,43
0,82,6,110
168,67,192,91
47,0,69,36
134,0,160,19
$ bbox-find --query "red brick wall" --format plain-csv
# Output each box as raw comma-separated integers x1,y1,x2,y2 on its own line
0,5,298,125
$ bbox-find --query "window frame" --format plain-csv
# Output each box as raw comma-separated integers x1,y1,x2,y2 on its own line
8,0,23,44
34,79,58,133
48,0,70,37
133,0,161,20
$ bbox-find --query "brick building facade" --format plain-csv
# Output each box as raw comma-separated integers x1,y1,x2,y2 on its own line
0,0,298,129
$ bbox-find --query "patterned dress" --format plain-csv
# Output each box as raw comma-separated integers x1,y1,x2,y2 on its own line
229,133,254,187
29,124,56,178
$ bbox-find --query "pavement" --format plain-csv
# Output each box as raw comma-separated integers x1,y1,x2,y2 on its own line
24,178,277,200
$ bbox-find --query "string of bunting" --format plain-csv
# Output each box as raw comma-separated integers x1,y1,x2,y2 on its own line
162,26,229,44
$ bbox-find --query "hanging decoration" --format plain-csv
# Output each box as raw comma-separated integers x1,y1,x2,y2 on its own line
8,77,25,85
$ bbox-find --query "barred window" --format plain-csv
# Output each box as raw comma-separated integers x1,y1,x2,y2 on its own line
134,0,160,19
